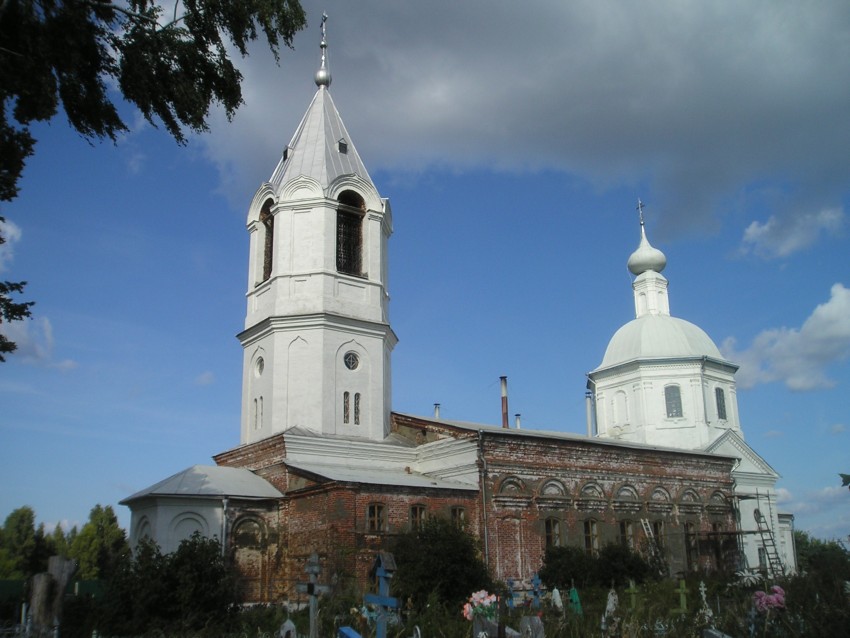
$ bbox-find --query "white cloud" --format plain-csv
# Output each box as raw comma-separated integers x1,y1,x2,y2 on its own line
0,316,77,369
721,283,850,390
741,208,845,259
194,371,215,386
830,423,846,435
783,486,843,516
0,217,22,273
775,487,793,504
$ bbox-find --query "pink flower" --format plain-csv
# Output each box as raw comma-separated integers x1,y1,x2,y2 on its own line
753,587,786,613
463,590,497,621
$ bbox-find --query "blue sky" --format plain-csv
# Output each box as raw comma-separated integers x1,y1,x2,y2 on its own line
1,1,849,541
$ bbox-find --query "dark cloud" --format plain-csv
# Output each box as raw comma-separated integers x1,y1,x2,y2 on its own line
198,0,850,240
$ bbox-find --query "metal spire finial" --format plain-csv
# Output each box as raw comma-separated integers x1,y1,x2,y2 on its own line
637,199,646,226
314,12,331,88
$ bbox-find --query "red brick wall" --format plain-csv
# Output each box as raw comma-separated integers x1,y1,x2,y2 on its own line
476,431,738,581
216,417,738,602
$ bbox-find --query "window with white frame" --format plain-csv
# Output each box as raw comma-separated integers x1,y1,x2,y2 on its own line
368,503,386,532
545,518,561,548
664,385,683,418
715,387,727,420
583,519,599,556
409,505,426,531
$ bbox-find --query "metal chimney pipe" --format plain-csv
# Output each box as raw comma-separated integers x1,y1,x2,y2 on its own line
434,403,441,419
500,376,509,428
585,391,594,436
515,413,521,429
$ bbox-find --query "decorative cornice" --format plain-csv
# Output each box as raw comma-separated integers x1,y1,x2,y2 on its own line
238,312,397,347
592,356,738,379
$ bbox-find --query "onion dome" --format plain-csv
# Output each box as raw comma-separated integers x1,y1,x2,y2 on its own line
627,221,667,275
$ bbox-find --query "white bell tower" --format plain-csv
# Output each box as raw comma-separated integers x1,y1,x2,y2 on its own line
237,17,396,444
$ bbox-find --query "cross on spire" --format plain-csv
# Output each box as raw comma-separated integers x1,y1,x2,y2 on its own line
315,12,331,87
637,198,646,226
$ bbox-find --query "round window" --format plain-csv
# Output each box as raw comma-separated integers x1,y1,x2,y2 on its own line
343,352,360,370
255,357,265,377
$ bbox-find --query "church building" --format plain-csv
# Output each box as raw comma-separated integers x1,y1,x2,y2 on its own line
122,23,795,603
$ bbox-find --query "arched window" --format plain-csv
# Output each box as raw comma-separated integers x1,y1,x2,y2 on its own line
715,387,727,420
545,518,562,547
499,477,525,494
171,514,206,543
343,391,350,424
234,519,263,549
664,385,683,418
540,479,566,497
260,200,274,282
354,392,361,425
613,390,628,425
336,191,364,276
580,483,605,500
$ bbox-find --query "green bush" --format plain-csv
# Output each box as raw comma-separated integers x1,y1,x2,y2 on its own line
391,517,493,610
539,544,653,589
96,534,237,636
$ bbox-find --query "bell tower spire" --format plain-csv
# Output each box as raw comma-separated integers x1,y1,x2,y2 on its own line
314,12,331,88
237,15,396,445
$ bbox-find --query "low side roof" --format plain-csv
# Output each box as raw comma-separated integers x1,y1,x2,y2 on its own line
284,460,476,491
393,412,737,462
121,465,282,504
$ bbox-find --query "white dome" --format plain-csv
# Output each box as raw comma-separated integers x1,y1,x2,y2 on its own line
597,314,723,369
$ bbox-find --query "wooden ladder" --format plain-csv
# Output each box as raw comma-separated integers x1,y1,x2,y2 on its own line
754,508,784,578
640,518,665,575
